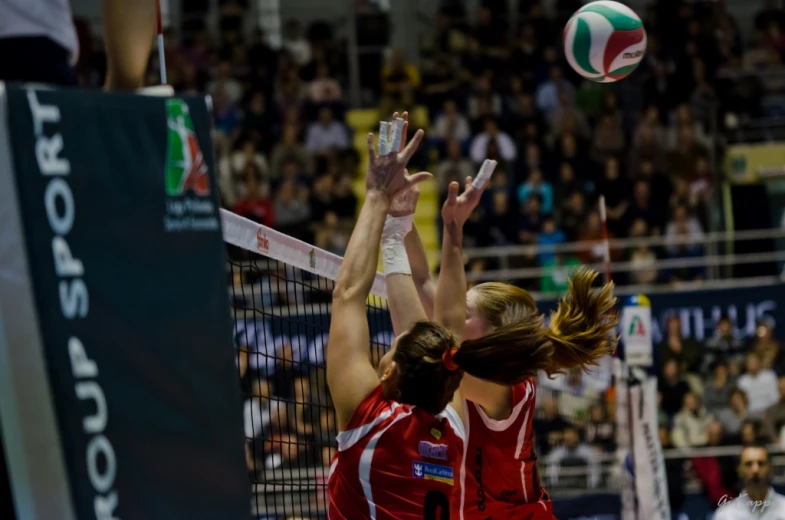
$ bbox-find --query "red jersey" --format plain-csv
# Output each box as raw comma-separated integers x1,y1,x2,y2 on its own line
457,378,554,520
328,385,466,519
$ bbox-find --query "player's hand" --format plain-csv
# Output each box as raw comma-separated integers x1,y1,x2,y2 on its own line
389,184,420,218
366,117,429,200
441,160,497,229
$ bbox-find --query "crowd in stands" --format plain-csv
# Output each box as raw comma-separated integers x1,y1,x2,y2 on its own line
68,0,785,511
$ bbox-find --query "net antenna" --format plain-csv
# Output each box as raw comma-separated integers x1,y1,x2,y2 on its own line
156,0,167,85
598,195,611,286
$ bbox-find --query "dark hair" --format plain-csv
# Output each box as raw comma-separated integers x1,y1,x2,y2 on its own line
392,322,463,415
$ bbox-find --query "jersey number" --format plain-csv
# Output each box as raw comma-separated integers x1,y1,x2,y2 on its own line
423,491,450,520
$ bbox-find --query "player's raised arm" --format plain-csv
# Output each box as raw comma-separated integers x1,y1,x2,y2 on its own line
327,128,429,429
382,112,432,335
404,160,495,320
434,161,495,340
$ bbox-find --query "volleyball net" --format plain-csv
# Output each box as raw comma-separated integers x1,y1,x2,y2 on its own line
221,209,393,518
220,208,639,519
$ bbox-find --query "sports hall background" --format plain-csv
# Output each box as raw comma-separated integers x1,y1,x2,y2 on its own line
60,0,785,518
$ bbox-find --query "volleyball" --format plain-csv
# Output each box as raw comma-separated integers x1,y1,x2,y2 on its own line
563,0,647,83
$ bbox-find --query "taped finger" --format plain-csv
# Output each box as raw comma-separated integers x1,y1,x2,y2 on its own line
472,159,497,189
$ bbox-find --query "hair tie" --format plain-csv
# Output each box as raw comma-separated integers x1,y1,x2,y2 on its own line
442,347,459,371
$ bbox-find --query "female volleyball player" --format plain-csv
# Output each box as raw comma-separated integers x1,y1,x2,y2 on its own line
382,111,618,519
398,214,618,519
326,124,559,520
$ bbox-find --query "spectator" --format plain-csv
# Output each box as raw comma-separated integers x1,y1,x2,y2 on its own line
469,117,517,164
704,315,747,373
549,89,591,140
630,124,667,177
624,219,660,285
553,162,585,206
703,360,736,415
667,126,709,180
433,99,471,145
536,215,567,267
663,204,706,283
467,74,503,120
517,169,553,213
309,173,335,223
484,191,518,246
659,358,691,418
595,157,629,237
233,165,275,227
421,56,460,117
546,425,600,489
331,174,358,220
691,422,739,507
282,19,310,66
305,107,349,154
740,419,771,446
270,125,310,181
308,63,342,103
534,397,570,456
208,59,243,105
380,49,420,116
658,315,702,375
750,320,784,373
716,388,751,440
585,403,616,453
557,368,600,423
738,351,779,416
213,89,242,141
672,392,714,448
590,113,625,165
436,140,474,192
764,376,785,438
624,179,667,237
243,91,275,152
273,179,311,239
535,65,575,115
517,193,544,245
219,139,270,202
577,210,618,265
244,378,281,472
558,191,587,242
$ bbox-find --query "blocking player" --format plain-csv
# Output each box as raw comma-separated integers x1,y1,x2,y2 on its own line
392,112,618,518
326,121,559,519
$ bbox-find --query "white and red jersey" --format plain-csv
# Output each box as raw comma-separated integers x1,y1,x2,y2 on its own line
328,385,466,520
457,378,554,520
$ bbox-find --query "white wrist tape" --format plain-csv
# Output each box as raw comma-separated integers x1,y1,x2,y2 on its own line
382,214,414,276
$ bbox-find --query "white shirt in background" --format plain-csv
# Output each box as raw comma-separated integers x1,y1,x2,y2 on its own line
0,0,78,62
738,369,779,415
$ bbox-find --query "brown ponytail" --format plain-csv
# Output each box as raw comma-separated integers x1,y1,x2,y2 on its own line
451,269,618,385
545,268,619,373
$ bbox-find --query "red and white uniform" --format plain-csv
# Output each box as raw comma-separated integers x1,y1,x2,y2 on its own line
328,385,466,519
457,378,554,520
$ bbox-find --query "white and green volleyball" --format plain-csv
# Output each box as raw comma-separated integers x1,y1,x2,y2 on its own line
563,0,647,83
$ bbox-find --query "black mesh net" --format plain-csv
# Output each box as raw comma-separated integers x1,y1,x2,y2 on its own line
228,244,392,519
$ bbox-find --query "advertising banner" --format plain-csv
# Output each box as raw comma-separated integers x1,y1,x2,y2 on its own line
0,86,250,519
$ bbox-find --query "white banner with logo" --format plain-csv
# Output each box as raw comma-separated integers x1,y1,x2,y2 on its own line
630,376,671,520
621,306,653,367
